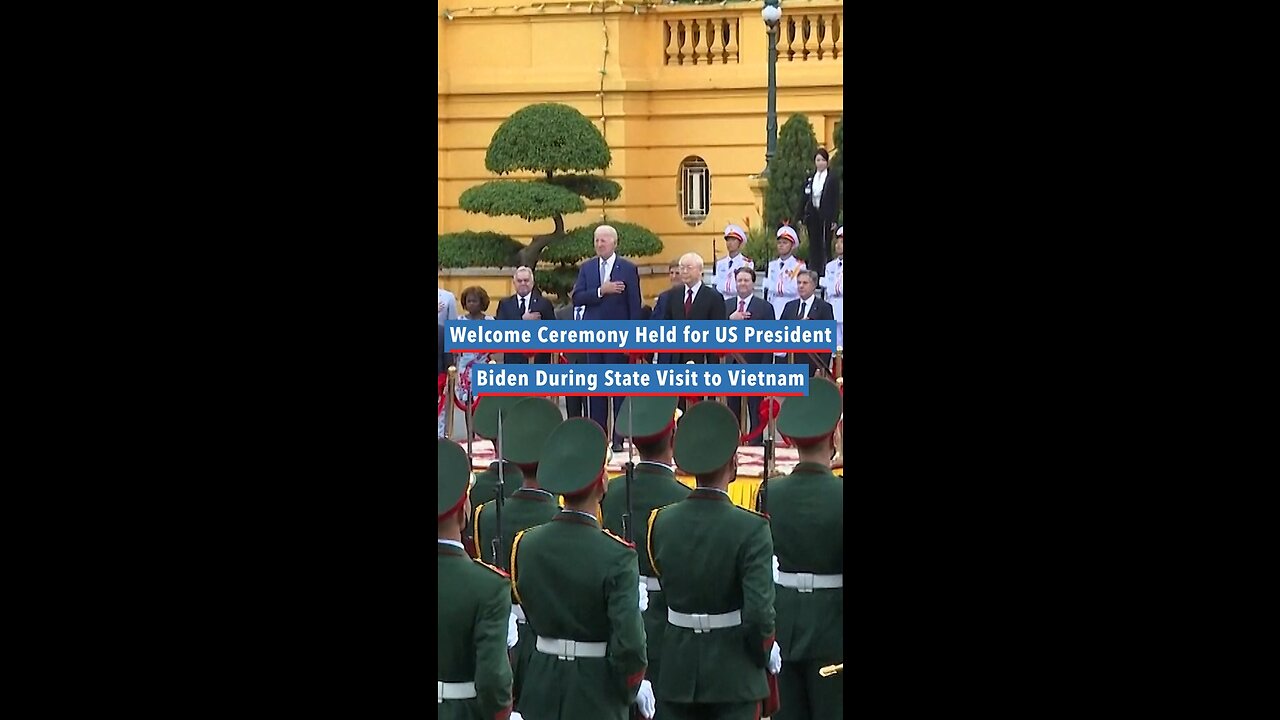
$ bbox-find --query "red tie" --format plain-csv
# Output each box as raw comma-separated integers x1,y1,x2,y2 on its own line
738,299,746,315
685,288,693,316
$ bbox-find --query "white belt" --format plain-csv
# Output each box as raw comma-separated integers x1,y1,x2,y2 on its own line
535,636,609,660
775,571,843,592
640,575,661,592
438,681,477,703
512,604,527,623
667,609,742,633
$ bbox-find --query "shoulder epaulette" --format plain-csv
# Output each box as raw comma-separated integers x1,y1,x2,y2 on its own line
743,256,753,264
602,528,636,548
737,505,770,521
473,559,511,578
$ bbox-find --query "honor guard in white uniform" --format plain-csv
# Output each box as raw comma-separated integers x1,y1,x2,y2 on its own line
713,224,755,300
820,226,844,348
768,225,805,322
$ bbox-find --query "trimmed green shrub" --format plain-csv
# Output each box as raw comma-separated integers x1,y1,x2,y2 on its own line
763,114,818,232
438,231,524,268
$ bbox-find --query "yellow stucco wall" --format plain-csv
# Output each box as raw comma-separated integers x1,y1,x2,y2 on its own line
438,0,844,270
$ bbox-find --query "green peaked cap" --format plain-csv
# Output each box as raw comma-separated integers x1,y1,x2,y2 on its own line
438,438,472,519
536,418,609,495
616,396,679,441
673,401,741,475
777,377,842,444
473,395,525,441
500,397,564,467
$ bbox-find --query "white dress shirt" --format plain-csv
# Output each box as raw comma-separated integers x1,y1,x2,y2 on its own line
812,170,827,209
596,255,617,298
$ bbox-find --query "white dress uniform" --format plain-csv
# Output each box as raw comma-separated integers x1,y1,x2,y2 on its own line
822,256,844,348
714,253,754,299
768,226,805,320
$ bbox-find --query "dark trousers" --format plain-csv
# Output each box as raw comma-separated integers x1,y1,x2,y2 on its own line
588,352,627,445
805,214,831,277
773,657,844,720
656,700,764,720
566,394,586,418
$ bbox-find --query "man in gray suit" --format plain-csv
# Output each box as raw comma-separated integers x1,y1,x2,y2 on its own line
554,302,590,418
724,267,775,446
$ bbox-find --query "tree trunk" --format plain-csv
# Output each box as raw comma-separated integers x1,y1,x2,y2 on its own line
516,214,565,267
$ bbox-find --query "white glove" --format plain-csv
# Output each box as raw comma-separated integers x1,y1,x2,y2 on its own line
510,713,524,720
507,610,519,648
635,679,656,719
638,580,650,612
772,555,780,583
768,641,783,674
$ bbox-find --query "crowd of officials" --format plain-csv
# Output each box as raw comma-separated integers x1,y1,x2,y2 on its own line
437,221,844,451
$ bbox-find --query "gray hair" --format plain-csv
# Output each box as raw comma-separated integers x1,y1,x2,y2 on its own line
801,270,820,285
512,266,534,280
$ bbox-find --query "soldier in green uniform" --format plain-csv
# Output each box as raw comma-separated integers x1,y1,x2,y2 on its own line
471,396,564,710
465,396,524,557
647,401,781,720
510,418,653,720
601,395,690,695
436,439,515,720
769,377,844,720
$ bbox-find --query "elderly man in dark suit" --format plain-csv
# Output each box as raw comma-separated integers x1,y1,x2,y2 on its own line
798,147,841,278
495,266,557,365
779,270,835,378
658,252,727,364
724,266,776,445
571,225,643,451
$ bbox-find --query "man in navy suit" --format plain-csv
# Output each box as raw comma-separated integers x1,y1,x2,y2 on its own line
571,225,643,451
495,266,557,365
651,259,682,365
724,266,775,445
779,270,836,378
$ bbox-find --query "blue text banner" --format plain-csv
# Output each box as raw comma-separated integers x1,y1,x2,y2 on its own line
470,364,812,397
444,320,837,353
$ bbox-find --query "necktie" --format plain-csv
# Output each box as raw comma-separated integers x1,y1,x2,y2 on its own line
600,258,609,283
519,297,527,315
738,299,746,315
800,301,808,319
685,288,693,316
575,306,584,320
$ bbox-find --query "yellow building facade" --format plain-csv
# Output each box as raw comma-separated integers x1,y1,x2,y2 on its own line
438,0,844,295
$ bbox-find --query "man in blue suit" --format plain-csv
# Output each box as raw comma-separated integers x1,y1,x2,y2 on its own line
571,225,643,451
724,266,775,446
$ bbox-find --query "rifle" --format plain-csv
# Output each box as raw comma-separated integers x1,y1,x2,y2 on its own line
711,235,719,295
758,395,777,514
492,407,507,567
622,398,635,543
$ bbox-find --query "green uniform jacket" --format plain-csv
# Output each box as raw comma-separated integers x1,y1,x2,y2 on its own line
601,463,690,682
511,511,648,720
437,542,513,720
472,486,558,709
648,488,776,703
472,487,558,571
464,463,523,544
768,462,844,661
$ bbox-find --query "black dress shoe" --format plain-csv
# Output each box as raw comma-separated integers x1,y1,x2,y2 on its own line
611,443,624,453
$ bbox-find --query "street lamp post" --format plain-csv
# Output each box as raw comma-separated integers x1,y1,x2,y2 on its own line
761,0,782,178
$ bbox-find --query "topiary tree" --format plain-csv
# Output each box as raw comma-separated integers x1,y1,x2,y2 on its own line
763,114,818,233
459,103,622,269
